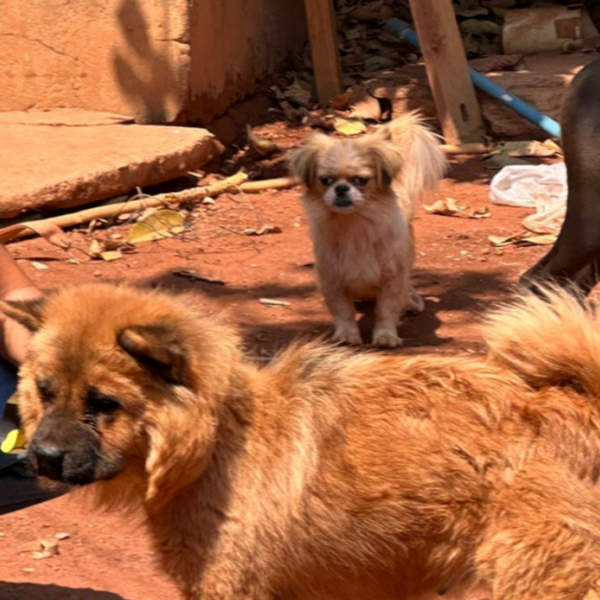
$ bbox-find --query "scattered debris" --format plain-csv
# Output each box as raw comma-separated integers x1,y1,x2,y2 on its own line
172,269,225,285
127,209,186,245
333,117,367,136
246,125,281,158
243,225,282,236
259,298,291,307
424,198,491,219
488,232,557,248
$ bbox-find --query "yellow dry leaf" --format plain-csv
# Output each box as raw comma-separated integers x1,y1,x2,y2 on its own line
128,209,185,245
100,250,122,262
333,117,367,136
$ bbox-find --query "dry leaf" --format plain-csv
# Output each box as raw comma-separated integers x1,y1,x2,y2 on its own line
500,140,559,158
172,269,225,285
128,210,185,245
283,80,312,108
259,298,291,307
333,117,366,136
488,232,557,248
349,96,382,121
516,234,557,247
99,250,122,262
243,225,282,236
424,198,491,219
246,125,281,157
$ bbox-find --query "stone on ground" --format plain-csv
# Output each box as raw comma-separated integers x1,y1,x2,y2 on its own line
0,109,218,219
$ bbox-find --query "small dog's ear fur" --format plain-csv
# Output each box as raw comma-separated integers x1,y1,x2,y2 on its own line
289,132,333,187
364,142,404,189
118,325,189,385
0,298,47,332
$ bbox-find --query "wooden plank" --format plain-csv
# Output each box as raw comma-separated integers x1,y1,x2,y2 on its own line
409,0,485,144
304,0,342,104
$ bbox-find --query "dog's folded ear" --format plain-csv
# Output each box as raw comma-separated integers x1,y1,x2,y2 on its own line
289,132,333,187
118,325,189,385
0,298,47,332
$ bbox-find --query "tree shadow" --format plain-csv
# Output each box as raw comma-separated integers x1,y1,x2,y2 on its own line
112,0,182,123
0,582,131,600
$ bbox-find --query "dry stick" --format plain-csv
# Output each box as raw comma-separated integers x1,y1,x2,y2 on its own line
0,175,297,243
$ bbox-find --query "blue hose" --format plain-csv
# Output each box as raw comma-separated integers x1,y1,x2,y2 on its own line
386,18,562,139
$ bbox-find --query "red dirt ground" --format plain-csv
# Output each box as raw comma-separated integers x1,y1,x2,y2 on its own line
0,125,552,599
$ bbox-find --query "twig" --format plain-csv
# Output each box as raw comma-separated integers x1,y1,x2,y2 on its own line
0,175,297,245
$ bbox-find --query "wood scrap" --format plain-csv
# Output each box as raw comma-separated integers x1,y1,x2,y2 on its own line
0,175,297,245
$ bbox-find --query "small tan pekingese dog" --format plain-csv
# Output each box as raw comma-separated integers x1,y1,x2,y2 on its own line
289,111,447,348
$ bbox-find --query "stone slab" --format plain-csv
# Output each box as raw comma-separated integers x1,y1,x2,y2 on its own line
0,110,218,219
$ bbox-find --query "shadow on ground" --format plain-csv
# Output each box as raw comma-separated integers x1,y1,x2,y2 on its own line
0,582,130,600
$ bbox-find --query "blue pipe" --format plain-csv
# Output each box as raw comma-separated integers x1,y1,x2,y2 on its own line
386,18,562,139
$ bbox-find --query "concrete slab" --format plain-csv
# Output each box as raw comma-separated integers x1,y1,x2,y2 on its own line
0,109,218,219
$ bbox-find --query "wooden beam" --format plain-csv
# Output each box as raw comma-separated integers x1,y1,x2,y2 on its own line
304,0,342,104
409,0,485,145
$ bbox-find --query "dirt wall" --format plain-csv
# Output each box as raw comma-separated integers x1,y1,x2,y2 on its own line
0,0,306,124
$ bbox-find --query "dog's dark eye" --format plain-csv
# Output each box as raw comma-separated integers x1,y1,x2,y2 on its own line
352,176,370,187
36,378,56,404
319,175,334,186
85,389,121,417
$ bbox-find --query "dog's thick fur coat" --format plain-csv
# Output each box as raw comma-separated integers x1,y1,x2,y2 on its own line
3,283,600,600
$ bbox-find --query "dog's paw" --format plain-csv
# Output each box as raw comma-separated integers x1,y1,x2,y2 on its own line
405,288,425,315
332,324,362,346
372,329,403,348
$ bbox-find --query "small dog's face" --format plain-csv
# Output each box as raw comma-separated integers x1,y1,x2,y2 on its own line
0,284,236,508
289,130,403,214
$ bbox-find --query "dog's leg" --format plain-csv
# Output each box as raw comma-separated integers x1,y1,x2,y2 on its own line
320,281,362,345
475,467,600,600
373,280,408,348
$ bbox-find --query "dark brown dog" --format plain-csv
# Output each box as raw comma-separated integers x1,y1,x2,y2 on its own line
3,283,600,600
521,57,600,294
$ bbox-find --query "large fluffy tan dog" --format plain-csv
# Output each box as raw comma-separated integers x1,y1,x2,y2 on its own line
2,283,600,600
289,112,447,348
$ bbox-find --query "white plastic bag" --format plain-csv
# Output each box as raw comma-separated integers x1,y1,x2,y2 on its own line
489,162,567,208
489,162,567,235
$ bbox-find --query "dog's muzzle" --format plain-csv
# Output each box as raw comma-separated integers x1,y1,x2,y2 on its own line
333,183,353,208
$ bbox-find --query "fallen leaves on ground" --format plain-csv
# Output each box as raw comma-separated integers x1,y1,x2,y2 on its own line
127,209,185,245
246,125,281,158
424,198,491,219
488,232,557,248
243,225,282,236
333,117,367,136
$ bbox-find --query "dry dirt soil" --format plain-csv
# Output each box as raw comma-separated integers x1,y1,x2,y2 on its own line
0,122,552,599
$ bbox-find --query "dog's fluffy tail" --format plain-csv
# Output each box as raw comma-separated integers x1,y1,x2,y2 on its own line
381,111,448,219
484,285,600,396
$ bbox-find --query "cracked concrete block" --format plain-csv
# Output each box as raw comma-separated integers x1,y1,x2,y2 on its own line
0,0,307,124
0,109,219,219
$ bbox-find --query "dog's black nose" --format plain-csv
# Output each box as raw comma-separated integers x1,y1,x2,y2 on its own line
335,183,350,195
32,444,65,480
